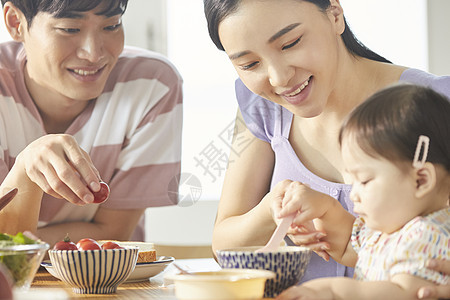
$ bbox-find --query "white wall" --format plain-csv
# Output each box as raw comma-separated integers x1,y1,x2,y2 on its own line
122,0,167,55
166,1,238,202
0,1,445,245
164,0,430,204
0,24,10,42
150,0,432,245
0,1,430,204
340,0,427,70
427,0,450,75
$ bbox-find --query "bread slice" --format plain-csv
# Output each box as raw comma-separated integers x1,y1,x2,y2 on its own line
99,241,157,263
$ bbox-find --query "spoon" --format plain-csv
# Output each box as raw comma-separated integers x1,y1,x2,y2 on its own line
0,188,18,212
256,213,296,253
173,263,193,275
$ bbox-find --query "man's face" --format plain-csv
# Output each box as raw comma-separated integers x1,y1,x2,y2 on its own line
21,6,124,104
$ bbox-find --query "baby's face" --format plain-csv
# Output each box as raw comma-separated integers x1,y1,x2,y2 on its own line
341,137,420,234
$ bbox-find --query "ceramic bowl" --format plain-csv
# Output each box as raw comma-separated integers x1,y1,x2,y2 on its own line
42,255,175,283
48,246,138,294
216,246,311,298
126,256,174,282
0,242,49,290
166,269,275,300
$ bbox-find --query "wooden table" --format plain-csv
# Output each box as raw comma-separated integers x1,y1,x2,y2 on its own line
15,259,222,300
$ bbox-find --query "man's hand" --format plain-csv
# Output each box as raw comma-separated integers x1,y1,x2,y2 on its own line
16,134,101,204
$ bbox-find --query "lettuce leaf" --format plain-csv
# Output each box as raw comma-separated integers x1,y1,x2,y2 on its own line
0,232,40,285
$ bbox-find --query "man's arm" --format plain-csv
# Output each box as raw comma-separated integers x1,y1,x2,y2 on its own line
37,207,145,247
0,134,102,235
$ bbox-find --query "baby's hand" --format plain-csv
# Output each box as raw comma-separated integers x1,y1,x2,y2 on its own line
287,222,330,261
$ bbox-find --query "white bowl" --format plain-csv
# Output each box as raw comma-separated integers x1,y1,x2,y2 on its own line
126,256,174,282
48,246,138,294
42,255,174,283
166,269,275,300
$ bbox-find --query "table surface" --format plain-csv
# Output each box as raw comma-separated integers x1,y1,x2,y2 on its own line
14,258,224,300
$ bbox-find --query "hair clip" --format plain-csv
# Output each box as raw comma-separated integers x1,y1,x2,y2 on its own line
412,135,430,169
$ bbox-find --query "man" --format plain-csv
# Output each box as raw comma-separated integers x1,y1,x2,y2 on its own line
0,0,183,247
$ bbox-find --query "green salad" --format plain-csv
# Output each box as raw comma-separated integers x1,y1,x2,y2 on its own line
0,232,40,285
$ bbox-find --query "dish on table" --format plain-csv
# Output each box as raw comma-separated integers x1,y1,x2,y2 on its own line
48,247,138,294
166,269,276,300
41,256,174,283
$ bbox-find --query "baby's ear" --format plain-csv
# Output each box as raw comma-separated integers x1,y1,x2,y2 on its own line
415,162,436,198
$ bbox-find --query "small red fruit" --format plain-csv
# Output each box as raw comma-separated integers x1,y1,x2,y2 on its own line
101,241,123,250
91,182,110,204
53,234,77,250
76,238,101,250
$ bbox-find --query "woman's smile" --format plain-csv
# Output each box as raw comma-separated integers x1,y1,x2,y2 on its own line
219,0,345,117
278,76,312,105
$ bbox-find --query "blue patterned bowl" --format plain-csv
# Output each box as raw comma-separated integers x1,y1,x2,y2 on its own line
216,246,311,298
49,247,138,294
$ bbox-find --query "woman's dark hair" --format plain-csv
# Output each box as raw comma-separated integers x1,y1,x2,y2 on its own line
1,0,128,28
339,84,450,172
203,0,391,63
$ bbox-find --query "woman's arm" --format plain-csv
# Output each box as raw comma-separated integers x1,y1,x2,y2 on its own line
212,110,278,253
277,273,431,300
417,259,450,299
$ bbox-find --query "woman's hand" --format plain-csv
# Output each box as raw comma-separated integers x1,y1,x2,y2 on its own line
270,180,333,260
279,181,334,223
271,180,331,222
275,280,334,300
15,134,100,205
417,259,450,299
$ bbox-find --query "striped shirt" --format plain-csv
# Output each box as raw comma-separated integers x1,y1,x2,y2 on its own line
0,42,183,240
351,207,449,284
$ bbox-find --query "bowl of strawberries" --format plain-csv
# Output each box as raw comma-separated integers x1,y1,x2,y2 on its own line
48,236,138,294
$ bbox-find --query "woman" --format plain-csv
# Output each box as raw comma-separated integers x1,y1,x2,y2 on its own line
203,0,450,282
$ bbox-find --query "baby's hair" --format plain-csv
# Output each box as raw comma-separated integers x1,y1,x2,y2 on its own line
339,84,450,171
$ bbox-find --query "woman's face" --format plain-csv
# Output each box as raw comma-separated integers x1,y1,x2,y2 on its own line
218,0,346,117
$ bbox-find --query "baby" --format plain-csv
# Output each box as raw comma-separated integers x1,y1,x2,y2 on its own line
275,84,449,299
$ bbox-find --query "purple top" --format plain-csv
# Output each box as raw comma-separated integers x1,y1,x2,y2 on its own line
235,68,450,282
